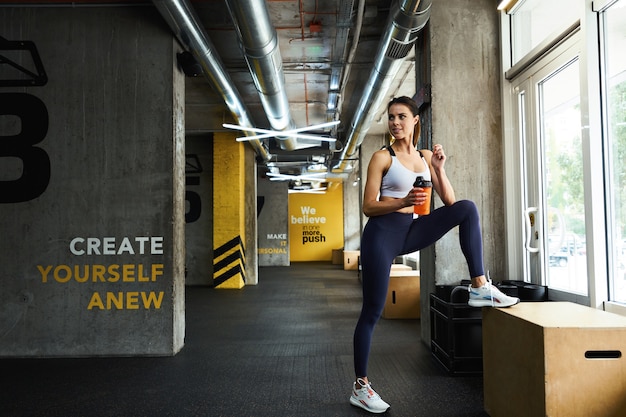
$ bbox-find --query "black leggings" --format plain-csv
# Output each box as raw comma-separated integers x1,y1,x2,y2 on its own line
353,199,484,377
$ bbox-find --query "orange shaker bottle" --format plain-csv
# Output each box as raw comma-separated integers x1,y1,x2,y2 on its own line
413,176,432,216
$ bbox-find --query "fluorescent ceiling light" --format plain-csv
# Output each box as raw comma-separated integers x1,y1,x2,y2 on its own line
497,0,518,12
288,188,327,194
266,172,327,182
223,121,339,142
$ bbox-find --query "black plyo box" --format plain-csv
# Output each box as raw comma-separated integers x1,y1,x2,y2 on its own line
430,291,483,375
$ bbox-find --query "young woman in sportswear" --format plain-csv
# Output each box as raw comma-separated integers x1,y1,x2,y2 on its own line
349,96,518,414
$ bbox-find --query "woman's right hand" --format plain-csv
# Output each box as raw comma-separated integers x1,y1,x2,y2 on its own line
404,187,428,207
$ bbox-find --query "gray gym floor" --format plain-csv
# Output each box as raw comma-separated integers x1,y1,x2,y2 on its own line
0,262,488,417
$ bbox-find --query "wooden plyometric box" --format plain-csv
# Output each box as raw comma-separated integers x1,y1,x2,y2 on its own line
343,250,360,271
383,270,420,319
390,264,412,271
483,302,626,417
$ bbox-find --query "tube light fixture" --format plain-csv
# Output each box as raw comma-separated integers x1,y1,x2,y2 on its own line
223,121,339,142
497,0,519,12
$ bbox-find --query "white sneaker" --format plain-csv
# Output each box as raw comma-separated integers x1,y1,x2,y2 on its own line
468,279,520,308
349,378,390,414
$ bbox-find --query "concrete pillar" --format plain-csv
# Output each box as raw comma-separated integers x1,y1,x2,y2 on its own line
243,144,258,285
420,0,503,342
257,178,290,266
343,159,364,251
0,6,185,356
212,133,248,288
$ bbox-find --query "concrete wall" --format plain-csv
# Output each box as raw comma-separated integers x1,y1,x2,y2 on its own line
185,135,214,285
258,178,290,266
0,6,185,356
343,166,363,251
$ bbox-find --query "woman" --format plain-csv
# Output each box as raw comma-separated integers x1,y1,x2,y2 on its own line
350,96,519,414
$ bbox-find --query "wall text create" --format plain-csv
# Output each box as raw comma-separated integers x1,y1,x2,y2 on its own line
36,236,166,310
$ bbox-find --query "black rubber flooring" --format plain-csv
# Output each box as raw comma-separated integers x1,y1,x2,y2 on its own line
0,262,488,417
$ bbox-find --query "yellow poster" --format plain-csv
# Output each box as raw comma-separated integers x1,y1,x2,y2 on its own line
289,181,344,261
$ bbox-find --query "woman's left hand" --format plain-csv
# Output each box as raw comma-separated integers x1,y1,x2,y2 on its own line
431,144,446,169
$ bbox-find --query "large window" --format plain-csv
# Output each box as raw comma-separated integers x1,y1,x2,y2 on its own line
601,0,626,303
538,60,587,295
511,44,588,297
501,0,626,309
509,0,578,65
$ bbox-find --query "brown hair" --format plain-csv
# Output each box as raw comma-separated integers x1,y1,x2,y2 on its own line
387,96,421,148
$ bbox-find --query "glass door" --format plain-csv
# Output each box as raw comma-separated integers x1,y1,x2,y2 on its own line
511,38,589,297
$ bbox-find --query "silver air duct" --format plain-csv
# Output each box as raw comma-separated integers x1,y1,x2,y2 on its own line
333,0,431,172
224,0,298,151
152,0,271,161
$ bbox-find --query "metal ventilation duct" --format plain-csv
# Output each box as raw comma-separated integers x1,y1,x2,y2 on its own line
333,0,431,172
224,0,298,151
152,0,271,161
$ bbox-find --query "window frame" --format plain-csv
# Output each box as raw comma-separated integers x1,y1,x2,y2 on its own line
500,0,615,311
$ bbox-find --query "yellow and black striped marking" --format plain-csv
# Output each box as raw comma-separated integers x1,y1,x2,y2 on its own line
213,235,246,289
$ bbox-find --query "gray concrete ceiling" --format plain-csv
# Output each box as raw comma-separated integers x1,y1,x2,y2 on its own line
184,0,418,168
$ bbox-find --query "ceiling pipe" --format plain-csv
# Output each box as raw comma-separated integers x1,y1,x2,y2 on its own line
333,0,365,117
152,0,271,161
327,0,357,123
224,0,298,151
332,0,431,172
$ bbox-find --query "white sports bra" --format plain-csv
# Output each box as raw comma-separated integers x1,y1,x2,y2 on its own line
380,147,431,199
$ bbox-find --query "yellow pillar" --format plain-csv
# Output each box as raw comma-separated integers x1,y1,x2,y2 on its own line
212,133,246,289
